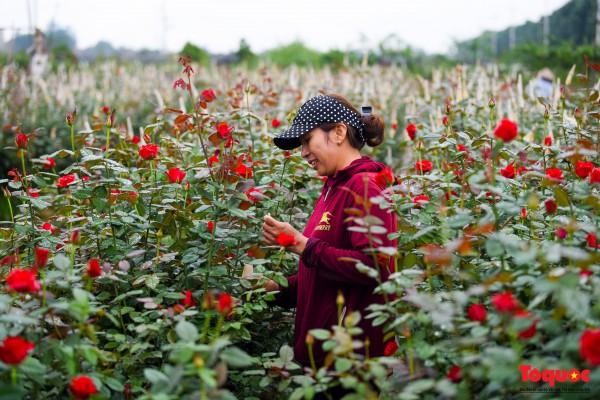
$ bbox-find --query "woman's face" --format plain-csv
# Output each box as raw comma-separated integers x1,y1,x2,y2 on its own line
299,127,339,177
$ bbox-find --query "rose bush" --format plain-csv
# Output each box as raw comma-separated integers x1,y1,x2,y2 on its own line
0,57,599,399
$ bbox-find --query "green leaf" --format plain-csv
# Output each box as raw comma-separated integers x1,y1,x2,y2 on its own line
145,274,160,290
53,254,71,271
279,345,294,363
309,329,331,340
175,320,199,342
144,368,169,385
334,358,352,373
220,347,254,368
553,186,570,207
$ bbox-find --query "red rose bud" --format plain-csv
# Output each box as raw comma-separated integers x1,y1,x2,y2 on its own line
66,108,77,126
392,123,398,130
575,161,594,179
493,119,518,142
284,151,291,158
544,136,552,146
276,232,297,247
70,230,80,244
86,258,102,278
543,106,550,120
15,133,28,148
139,144,159,159
491,291,518,313
207,221,214,233
488,96,496,109
406,124,417,140
546,167,563,181
544,199,557,214
574,108,582,121
383,341,398,356
580,329,600,366
69,375,98,400
181,291,196,308
500,164,515,179
587,233,599,249
42,157,56,169
131,135,140,144
7,269,41,293
28,188,40,198
447,366,462,383
590,168,600,184
271,118,281,128
143,133,151,143
102,105,110,115
442,116,450,127
517,320,538,339
375,168,395,187
42,222,56,234
467,304,487,322
520,209,527,219
34,247,50,269
166,167,186,184
555,227,568,239
0,336,35,365
457,144,467,152
216,293,233,315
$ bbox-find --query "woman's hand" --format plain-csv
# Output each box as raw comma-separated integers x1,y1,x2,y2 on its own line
262,214,308,255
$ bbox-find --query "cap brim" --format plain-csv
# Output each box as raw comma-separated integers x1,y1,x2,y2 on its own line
273,123,317,150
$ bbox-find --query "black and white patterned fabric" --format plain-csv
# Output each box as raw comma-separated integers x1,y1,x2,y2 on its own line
273,94,365,150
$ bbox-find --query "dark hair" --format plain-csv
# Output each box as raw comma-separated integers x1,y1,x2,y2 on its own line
317,93,385,150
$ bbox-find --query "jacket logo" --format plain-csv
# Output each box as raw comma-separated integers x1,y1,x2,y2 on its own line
315,211,332,231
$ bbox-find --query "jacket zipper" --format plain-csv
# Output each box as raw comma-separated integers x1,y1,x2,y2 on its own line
324,187,331,201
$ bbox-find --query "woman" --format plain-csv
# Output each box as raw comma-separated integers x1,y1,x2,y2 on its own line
262,93,397,380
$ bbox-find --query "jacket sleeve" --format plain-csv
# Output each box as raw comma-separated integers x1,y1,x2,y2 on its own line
300,174,396,286
271,274,298,308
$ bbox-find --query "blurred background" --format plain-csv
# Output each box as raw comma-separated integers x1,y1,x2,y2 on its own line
0,0,597,75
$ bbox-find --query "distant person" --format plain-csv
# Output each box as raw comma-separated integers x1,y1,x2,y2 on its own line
261,93,398,398
531,67,554,99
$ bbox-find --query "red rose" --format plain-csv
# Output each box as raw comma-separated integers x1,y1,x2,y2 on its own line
15,133,29,148
181,291,196,308
375,168,395,187
467,304,486,322
131,135,140,144
245,187,263,203
217,122,234,137
34,247,50,269
406,124,417,140
207,221,214,233
555,227,567,239
500,164,515,179
392,123,398,130
457,144,467,152
0,336,35,365
415,160,433,173
447,366,462,383
7,269,41,292
544,136,552,146
166,167,186,184
493,119,518,142
139,144,159,159
42,157,56,169
201,88,216,103
271,119,281,128
42,222,56,234
208,155,220,167
216,293,233,315
276,232,297,247
102,105,110,115
69,375,98,400
234,163,253,178
517,320,538,339
86,259,102,278
545,167,563,181
580,329,600,366
544,199,557,214
412,195,429,205
491,291,518,313
383,341,398,356
56,174,76,188
590,168,600,184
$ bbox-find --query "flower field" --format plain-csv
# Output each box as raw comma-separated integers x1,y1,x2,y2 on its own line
1,56,600,399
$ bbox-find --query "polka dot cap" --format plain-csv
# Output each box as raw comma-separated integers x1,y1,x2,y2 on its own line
273,94,366,150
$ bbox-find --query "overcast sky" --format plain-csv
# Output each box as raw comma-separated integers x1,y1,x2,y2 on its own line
1,0,572,54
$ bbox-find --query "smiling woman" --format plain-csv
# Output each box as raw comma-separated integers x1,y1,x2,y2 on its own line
262,93,397,398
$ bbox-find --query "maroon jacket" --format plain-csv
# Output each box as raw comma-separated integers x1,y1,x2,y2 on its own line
274,156,398,367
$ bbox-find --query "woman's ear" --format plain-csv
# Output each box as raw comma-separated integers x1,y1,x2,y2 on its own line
336,123,348,141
